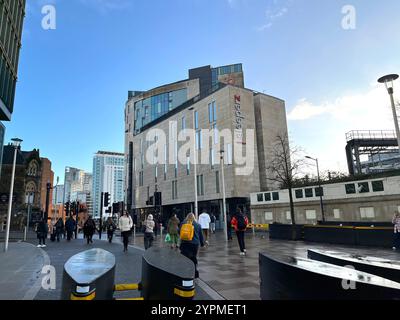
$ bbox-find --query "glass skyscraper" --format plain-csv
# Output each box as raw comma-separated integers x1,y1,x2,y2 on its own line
92,151,125,219
0,0,26,171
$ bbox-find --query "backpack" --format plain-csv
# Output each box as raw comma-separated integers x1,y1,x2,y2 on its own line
236,215,247,230
180,220,194,241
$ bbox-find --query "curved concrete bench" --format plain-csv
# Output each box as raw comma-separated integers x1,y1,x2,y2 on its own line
259,252,400,300
61,249,116,300
142,247,195,300
308,249,400,283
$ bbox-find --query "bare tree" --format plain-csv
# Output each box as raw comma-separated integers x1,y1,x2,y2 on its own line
267,134,306,226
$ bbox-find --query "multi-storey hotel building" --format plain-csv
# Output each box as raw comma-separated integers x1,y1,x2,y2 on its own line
124,64,288,226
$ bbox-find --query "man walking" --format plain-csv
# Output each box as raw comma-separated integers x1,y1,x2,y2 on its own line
65,216,76,241
231,208,249,256
198,210,211,245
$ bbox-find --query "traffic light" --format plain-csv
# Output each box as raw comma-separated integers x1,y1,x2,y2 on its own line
112,203,119,214
104,193,110,207
154,192,162,206
65,202,70,215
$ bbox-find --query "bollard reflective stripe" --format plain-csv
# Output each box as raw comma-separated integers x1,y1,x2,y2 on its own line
115,297,145,301
70,291,96,300
174,287,195,299
114,283,140,291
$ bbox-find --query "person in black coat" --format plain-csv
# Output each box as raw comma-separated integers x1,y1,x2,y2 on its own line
55,218,64,242
36,219,48,248
226,213,233,240
65,216,76,241
106,217,117,243
83,216,96,244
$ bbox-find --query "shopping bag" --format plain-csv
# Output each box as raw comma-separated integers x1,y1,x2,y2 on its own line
165,233,171,243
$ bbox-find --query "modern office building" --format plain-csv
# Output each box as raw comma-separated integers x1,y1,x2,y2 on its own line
63,167,84,203
63,167,92,217
0,0,26,173
124,63,288,225
92,151,125,219
250,172,400,224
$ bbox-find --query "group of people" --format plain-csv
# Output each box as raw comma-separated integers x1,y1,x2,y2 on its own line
35,216,77,248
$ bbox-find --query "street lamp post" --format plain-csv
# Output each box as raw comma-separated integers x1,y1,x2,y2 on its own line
220,149,228,241
306,156,325,222
4,138,23,252
188,107,198,219
378,74,400,154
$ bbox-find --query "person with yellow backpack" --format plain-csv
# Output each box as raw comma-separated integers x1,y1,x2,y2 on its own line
179,213,205,278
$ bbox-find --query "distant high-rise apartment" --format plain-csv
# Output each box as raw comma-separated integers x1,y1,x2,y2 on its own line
0,0,26,172
92,151,125,218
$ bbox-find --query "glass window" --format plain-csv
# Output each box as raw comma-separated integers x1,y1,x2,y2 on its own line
305,188,313,198
360,207,375,219
372,181,384,192
194,111,199,129
257,194,263,202
226,144,233,165
357,182,369,193
272,192,279,201
295,189,303,199
306,210,317,220
345,184,356,194
315,187,324,197
208,103,213,123
264,193,271,201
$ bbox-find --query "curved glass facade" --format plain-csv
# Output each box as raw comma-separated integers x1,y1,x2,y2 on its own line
134,88,187,133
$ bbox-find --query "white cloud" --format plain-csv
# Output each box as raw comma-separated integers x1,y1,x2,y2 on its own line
288,84,399,174
257,0,291,31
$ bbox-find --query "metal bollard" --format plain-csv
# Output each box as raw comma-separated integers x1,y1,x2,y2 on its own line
133,224,136,244
24,226,27,242
252,225,255,236
160,224,163,242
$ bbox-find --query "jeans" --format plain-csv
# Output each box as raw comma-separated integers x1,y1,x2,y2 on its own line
236,231,245,252
394,232,400,249
144,232,154,250
121,231,131,250
66,231,73,241
39,237,46,245
180,242,200,278
107,231,114,243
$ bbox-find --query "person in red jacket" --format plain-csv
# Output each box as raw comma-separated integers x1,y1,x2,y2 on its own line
231,208,249,256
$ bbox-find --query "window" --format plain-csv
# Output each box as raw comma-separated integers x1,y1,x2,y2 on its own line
186,156,190,175
172,181,178,200
210,148,215,169
181,116,186,130
208,101,217,123
226,144,233,165
272,192,279,201
216,171,220,194
212,123,218,145
257,194,263,202
315,187,324,197
345,184,356,194
333,209,341,219
305,188,313,198
197,175,204,196
196,130,202,150
194,111,199,129
295,189,303,199
27,161,38,176
372,180,384,192
360,207,375,219
264,193,271,201
265,212,273,221
306,210,317,220
357,182,369,193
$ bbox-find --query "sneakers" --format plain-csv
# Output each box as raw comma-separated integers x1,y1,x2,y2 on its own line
393,247,397,250
240,252,245,256
243,249,247,253
37,245,42,248
42,245,46,248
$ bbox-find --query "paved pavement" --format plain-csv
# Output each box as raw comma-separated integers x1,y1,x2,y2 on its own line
131,230,400,300
30,234,217,300
2,230,399,300
0,242,48,300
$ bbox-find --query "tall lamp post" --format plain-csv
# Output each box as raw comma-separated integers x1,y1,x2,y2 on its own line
305,156,325,222
4,138,23,252
188,107,198,219
378,74,400,153
220,149,228,241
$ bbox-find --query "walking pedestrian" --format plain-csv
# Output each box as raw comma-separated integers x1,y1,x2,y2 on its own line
210,213,216,234
179,213,205,278
65,216,76,241
83,215,96,244
198,210,211,245
167,214,180,249
119,211,133,252
36,218,48,248
143,214,155,250
392,212,400,250
55,217,64,242
231,208,249,256
226,213,233,240
106,217,117,243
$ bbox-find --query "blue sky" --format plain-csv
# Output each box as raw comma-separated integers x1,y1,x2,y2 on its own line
5,0,400,182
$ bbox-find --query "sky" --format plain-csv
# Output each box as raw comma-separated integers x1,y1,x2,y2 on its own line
4,0,400,183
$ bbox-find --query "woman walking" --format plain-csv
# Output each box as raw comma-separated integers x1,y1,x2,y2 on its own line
392,212,400,250
36,218,48,248
83,215,96,244
179,213,205,278
119,211,133,252
143,214,155,250
167,214,180,249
